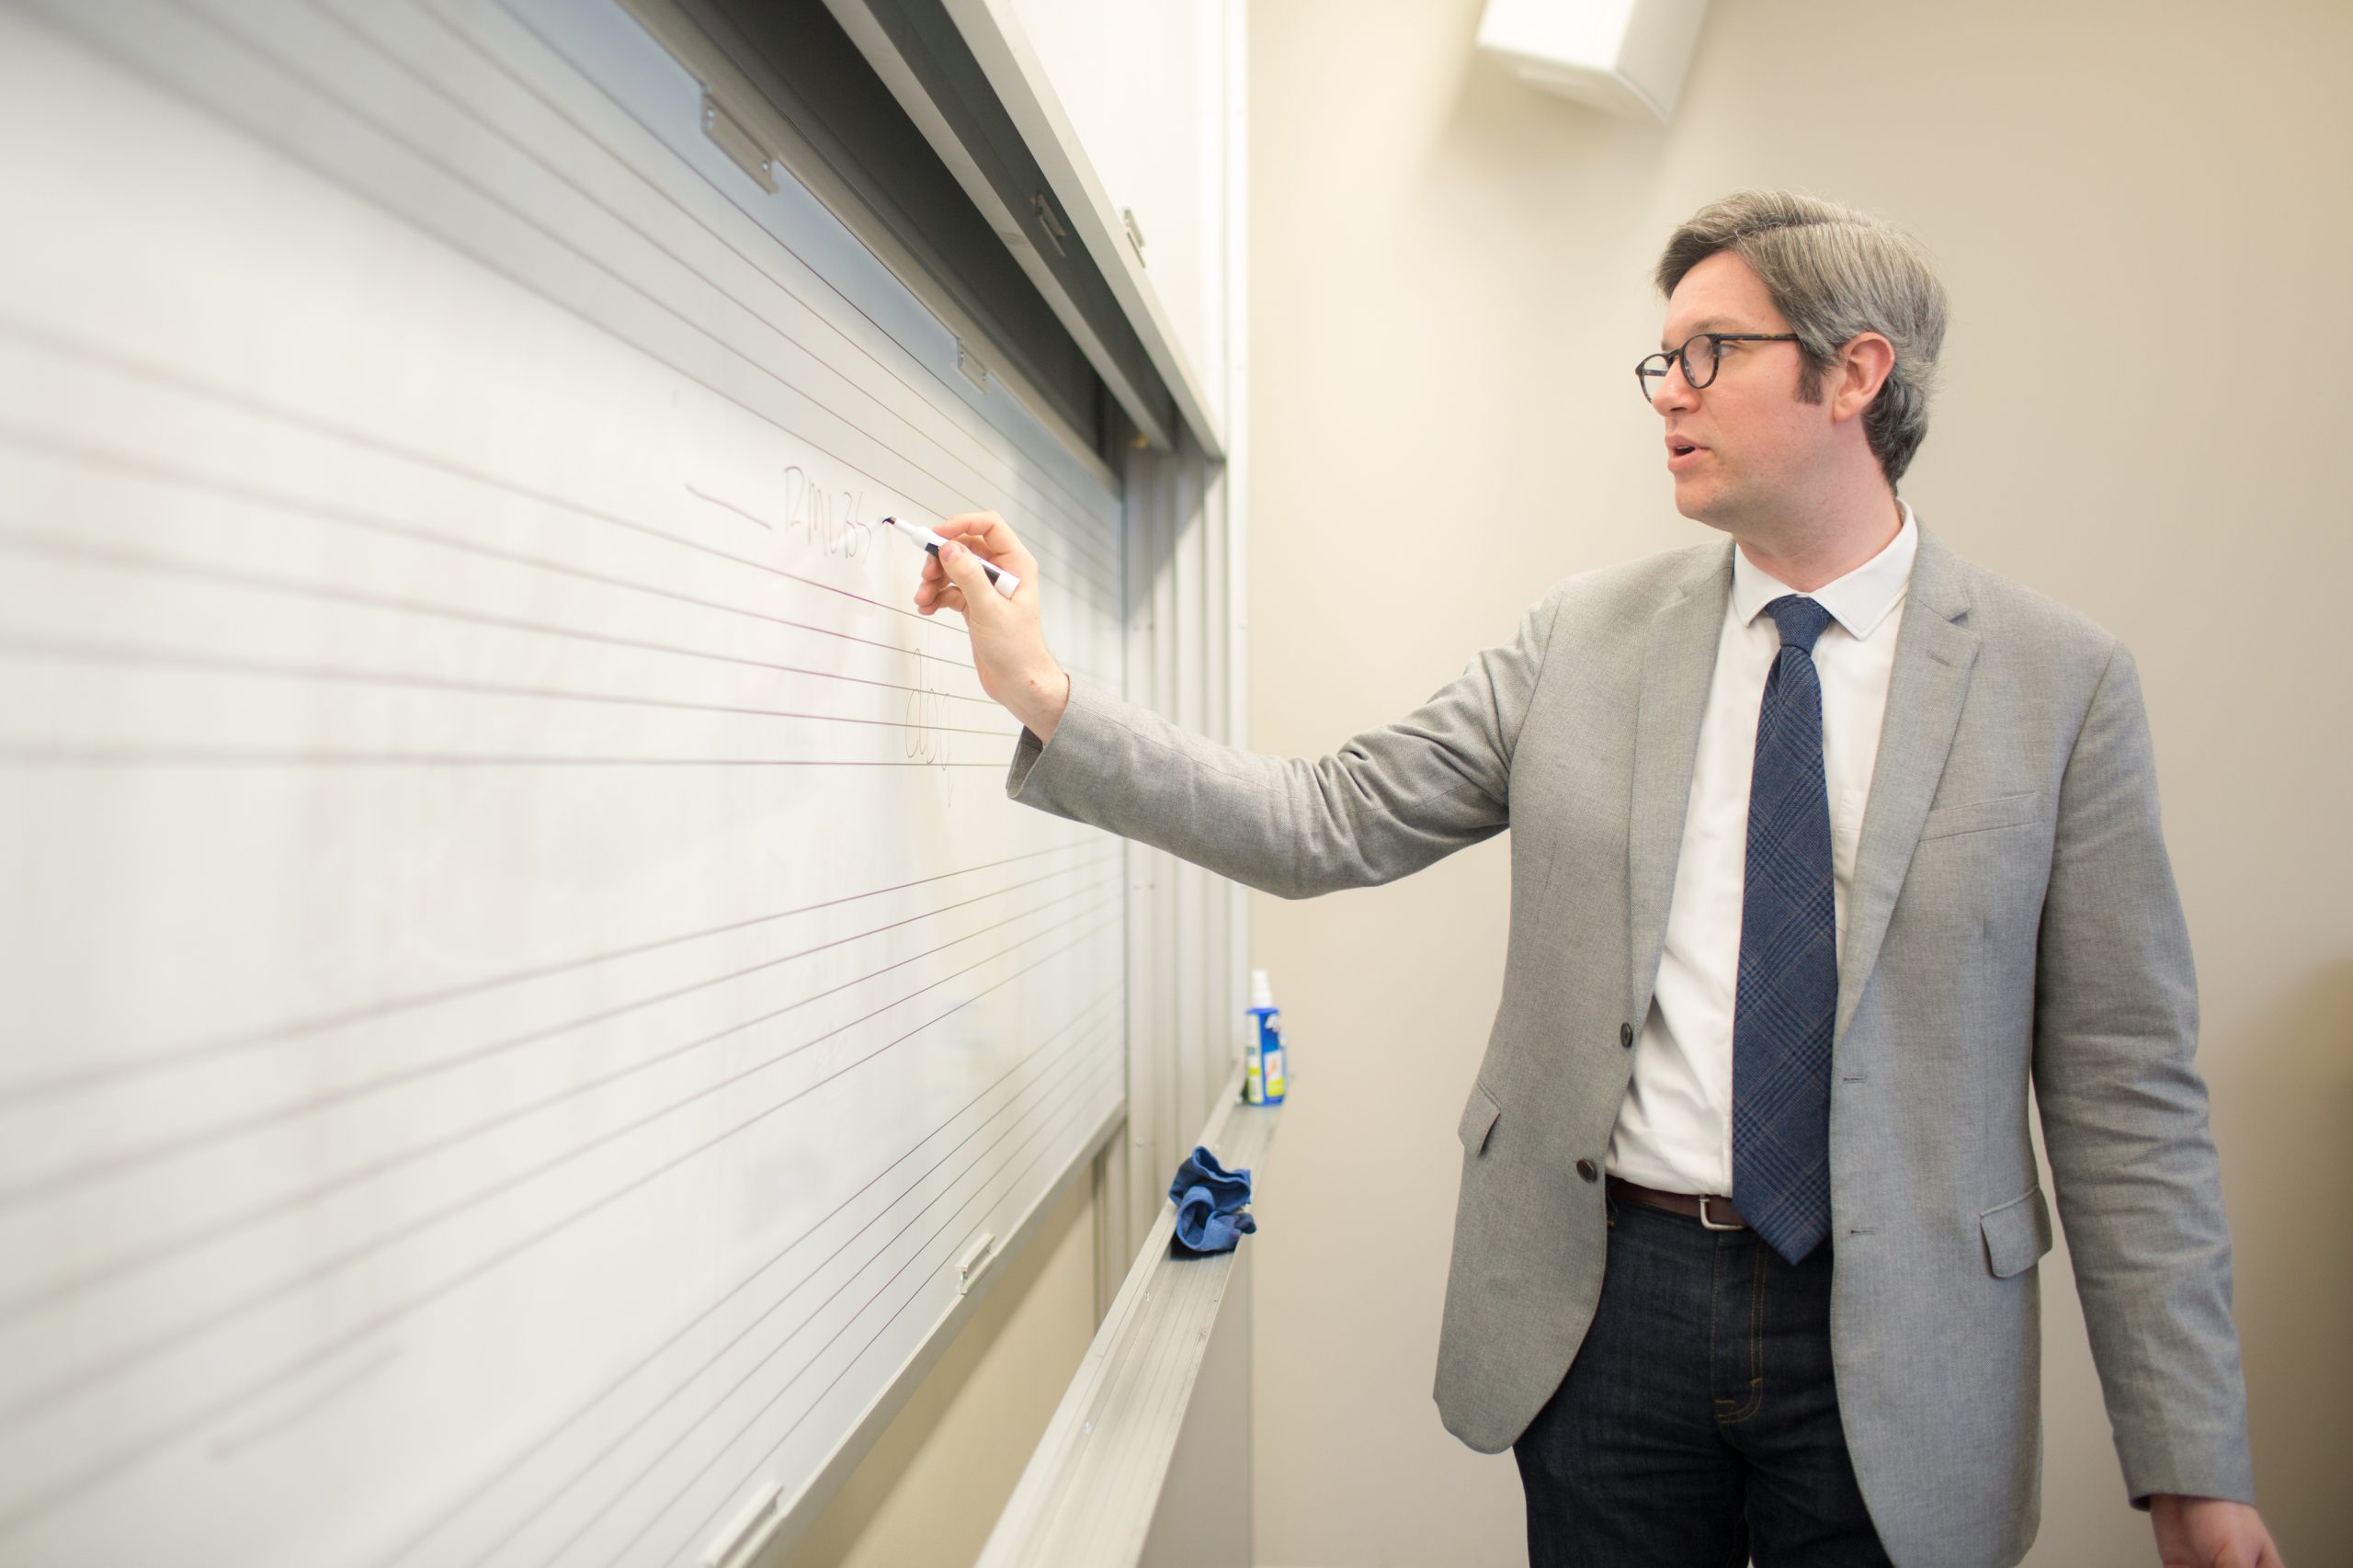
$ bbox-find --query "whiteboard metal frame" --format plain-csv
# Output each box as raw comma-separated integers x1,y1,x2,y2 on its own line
821,0,1228,460
615,0,1121,492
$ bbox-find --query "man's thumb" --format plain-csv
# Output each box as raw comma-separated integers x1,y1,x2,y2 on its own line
938,540,991,599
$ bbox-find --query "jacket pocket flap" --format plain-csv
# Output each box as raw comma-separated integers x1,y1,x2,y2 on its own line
1980,1187,2053,1278
1920,791,2044,841
1457,1081,1501,1155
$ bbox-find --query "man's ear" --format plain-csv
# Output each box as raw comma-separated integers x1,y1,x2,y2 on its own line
1833,333,1895,424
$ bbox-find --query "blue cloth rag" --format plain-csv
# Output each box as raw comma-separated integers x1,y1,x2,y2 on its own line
1167,1144,1256,1255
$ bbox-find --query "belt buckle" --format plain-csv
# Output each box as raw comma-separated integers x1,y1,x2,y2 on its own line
1696,1195,1744,1232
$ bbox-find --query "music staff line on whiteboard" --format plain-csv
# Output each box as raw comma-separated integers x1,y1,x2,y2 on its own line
0,929,1120,1540
295,0,1121,591
457,1028,1123,1568
205,1344,405,1463
0,840,1105,1106
0,629,1002,722
0,746,1010,768
0,911,1121,1432
392,0,1124,585
0,413,1108,685
369,986,1119,1568
579,1054,1122,1568
10,0,1125,604
0,632,1017,741
0,892,1123,1428
0,8,1129,1553
0,863,1116,1253
646,1056,1123,1568
0,312,1115,634
0,874,1119,1327
0,503,993,682
688,472,883,565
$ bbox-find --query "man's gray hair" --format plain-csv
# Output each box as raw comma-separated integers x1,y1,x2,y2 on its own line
1656,191,1948,485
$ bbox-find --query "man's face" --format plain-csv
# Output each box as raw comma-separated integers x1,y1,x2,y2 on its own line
1653,251,1825,528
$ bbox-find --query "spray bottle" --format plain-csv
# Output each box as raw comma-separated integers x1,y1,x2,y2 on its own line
1245,969,1287,1106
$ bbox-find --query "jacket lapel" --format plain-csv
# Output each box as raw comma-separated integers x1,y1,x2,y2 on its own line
1627,543,1733,1017
1834,527,1980,1047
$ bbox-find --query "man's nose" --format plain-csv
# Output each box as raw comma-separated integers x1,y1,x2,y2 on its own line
1652,361,1699,415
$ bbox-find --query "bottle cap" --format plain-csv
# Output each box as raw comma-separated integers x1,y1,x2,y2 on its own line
1249,968,1274,1010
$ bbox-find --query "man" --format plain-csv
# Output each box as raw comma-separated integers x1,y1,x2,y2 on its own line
914,192,2279,1568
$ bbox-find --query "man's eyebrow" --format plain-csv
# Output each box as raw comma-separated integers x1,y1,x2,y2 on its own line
1659,317,1746,349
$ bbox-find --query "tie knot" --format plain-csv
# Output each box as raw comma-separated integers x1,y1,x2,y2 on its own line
1766,595,1834,655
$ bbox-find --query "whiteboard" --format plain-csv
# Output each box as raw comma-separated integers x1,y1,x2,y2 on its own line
0,1,1131,1562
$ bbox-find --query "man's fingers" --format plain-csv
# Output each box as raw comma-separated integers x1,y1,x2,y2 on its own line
939,510,1040,583
906,512,1038,621
936,539,997,608
939,510,1009,553
914,582,965,617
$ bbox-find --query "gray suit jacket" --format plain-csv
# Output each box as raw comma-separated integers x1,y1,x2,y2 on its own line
1005,528,2253,1568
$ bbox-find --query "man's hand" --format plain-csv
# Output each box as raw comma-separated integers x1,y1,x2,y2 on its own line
2151,1494,2283,1567
912,510,1070,744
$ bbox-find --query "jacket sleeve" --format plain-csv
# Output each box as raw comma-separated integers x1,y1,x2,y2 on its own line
1002,589,1561,899
2030,640,2255,1507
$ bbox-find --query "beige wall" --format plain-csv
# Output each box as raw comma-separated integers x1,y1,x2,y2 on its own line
1245,2,2352,1565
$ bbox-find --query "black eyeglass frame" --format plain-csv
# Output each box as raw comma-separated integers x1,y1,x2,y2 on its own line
1635,332,1802,402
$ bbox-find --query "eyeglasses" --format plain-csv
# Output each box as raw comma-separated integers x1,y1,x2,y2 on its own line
1636,333,1800,403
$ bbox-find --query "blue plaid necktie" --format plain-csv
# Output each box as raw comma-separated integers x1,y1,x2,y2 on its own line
1732,595,1838,1265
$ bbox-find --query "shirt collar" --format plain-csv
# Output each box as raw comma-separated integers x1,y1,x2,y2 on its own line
1731,502,1919,642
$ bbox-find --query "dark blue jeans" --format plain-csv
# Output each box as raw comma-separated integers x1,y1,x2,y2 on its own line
1512,1195,1894,1567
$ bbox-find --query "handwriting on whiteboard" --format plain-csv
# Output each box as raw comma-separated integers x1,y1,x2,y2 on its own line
904,660,952,767
669,384,884,562
778,466,870,560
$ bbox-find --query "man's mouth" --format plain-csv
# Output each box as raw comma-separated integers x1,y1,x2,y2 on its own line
1666,437,1704,467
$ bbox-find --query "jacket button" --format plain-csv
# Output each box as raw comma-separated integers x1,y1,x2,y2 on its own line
1620,1021,1635,1049
1576,1158,1598,1182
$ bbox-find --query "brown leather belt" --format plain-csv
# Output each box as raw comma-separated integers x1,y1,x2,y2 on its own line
1607,1176,1749,1232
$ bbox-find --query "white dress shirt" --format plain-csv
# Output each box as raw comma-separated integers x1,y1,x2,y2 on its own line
1606,506,1920,1196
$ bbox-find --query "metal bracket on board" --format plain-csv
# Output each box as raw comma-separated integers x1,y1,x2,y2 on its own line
1029,193,1068,257
956,340,992,391
957,1231,1001,1295
701,1480,786,1568
700,87,779,193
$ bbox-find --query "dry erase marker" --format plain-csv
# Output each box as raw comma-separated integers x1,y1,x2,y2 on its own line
882,517,1019,599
